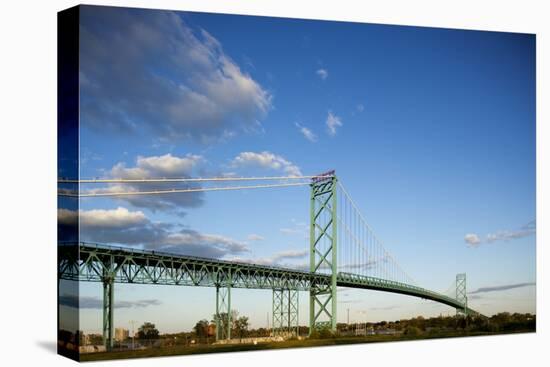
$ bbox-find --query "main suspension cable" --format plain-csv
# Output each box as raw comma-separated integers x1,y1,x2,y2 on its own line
59,182,310,198
58,175,324,184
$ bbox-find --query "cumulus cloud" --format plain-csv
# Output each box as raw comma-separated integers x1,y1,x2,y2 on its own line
465,221,535,247
80,207,148,228
61,207,249,258
464,233,481,246
110,154,203,179
80,6,271,142
230,151,302,177
87,154,205,215
326,111,342,136
469,282,535,295
160,231,249,257
316,68,328,80
295,122,317,142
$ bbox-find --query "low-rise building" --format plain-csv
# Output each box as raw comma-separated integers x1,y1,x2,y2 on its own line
115,328,129,342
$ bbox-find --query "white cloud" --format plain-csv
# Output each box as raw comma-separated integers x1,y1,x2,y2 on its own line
80,7,272,142
316,68,328,80
230,151,302,177
162,232,249,254
110,154,203,179
465,221,535,247
58,207,147,228
357,104,365,112
295,122,317,142
229,249,308,267
486,228,535,243
247,234,265,241
59,207,249,258
464,233,481,246
326,111,343,136
88,154,205,215
80,207,148,228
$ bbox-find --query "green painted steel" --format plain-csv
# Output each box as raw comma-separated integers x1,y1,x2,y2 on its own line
58,171,487,348
101,255,114,350
272,289,299,337
272,289,283,336
59,243,329,290
309,173,338,334
337,272,480,316
215,284,231,340
456,273,468,316
59,237,483,346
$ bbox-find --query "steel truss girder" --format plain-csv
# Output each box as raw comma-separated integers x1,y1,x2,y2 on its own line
58,243,330,291
272,289,299,337
309,176,338,334
57,244,485,327
337,272,474,311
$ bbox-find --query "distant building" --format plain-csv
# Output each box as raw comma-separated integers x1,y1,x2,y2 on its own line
115,328,129,342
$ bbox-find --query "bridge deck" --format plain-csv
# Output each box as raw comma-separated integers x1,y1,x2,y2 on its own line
58,242,480,315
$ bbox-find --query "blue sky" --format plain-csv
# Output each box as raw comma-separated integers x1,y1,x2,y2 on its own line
60,6,535,334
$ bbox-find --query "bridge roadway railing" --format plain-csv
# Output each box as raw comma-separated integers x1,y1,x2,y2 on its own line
58,242,331,291
58,243,482,316
336,272,465,310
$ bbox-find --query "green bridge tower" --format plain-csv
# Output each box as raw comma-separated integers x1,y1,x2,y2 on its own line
309,171,338,334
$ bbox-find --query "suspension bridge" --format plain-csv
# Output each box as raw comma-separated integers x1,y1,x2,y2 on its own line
58,171,482,350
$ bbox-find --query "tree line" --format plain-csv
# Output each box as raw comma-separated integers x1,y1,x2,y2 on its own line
120,311,535,346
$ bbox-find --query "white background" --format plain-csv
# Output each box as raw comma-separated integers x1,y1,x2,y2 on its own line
0,0,547,366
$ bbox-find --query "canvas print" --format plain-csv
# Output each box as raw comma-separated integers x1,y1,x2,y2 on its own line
57,5,536,362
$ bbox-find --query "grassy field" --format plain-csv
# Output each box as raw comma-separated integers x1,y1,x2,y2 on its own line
80,329,534,362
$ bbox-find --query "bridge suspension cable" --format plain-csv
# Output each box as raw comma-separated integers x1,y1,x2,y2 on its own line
443,281,458,300
60,173,418,287
58,182,311,198
58,175,325,184
336,182,417,286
